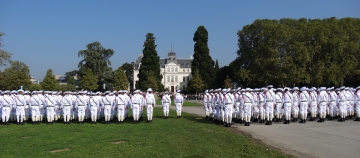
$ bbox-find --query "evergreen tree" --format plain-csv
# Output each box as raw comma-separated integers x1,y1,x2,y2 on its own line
192,26,216,89
215,59,220,72
113,67,129,90
42,69,57,90
136,33,163,91
186,69,204,93
120,62,134,91
80,69,98,91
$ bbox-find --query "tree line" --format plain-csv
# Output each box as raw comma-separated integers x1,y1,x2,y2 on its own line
229,17,360,88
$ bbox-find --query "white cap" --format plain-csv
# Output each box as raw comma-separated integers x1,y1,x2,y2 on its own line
205,90,208,93
17,89,24,93
147,88,153,92
177,90,181,93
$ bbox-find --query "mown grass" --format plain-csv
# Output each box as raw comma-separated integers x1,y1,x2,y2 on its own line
0,108,289,158
155,100,202,106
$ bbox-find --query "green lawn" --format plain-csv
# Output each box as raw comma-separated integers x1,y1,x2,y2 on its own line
155,100,202,106
0,108,289,158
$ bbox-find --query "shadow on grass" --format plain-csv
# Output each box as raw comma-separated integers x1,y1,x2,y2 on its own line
182,115,219,125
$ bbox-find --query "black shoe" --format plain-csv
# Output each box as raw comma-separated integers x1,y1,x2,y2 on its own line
328,117,333,120
265,121,270,125
354,117,360,121
287,120,290,124
283,120,287,124
239,120,243,124
248,122,250,126
338,118,343,122
317,119,322,122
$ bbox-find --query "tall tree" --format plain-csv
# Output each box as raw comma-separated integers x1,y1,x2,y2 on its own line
80,69,98,91
120,62,134,91
186,69,204,93
78,41,114,90
192,26,216,89
0,61,31,90
42,69,57,90
0,32,12,67
113,67,129,90
215,59,220,72
136,33,163,91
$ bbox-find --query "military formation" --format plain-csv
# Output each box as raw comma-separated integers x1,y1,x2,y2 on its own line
0,88,174,125
202,85,360,127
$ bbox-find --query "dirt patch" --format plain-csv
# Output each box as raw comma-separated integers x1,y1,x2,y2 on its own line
111,140,126,144
195,118,202,119
50,148,70,153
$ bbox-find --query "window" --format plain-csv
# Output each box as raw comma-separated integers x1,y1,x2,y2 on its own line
167,76,170,82
167,68,169,72
183,69,185,72
171,68,174,72
187,69,190,72
175,76,178,82
175,68,178,72
171,76,174,82
187,77,190,82
183,77,185,82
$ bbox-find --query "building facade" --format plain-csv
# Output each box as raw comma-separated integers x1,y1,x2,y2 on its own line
133,51,193,93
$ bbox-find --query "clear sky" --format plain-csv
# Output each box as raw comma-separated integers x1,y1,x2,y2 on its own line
0,0,359,80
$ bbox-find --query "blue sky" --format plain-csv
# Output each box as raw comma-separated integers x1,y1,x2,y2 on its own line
0,0,359,80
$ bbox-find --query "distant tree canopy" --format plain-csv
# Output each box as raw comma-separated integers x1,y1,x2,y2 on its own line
232,17,360,87
78,41,114,90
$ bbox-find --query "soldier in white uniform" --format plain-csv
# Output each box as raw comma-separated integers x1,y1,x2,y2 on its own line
115,90,129,124
61,91,73,124
10,90,17,122
243,88,254,126
291,87,300,122
265,85,275,125
251,89,259,122
29,91,41,124
88,92,99,124
274,88,283,122
162,91,171,119
203,90,210,119
327,88,337,120
234,88,241,123
282,87,293,124
23,91,31,122
14,90,27,125
45,92,57,124
299,87,309,123
38,90,46,122
101,91,113,124
144,88,155,122
1,90,13,125
75,91,88,124
223,88,234,127
174,90,184,119
337,87,347,122
309,88,318,121
131,90,144,123
317,87,328,122
258,88,266,123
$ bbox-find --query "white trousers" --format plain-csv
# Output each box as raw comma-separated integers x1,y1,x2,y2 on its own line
46,107,55,122
175,103,182,116
132,104,140,121
146,105,153,120
163,103,169,117
117,105,125,121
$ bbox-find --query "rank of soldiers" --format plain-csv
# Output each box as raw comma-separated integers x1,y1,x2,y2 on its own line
0,88,181,125
202,85,360,127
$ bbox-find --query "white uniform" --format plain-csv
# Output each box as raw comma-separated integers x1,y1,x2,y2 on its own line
161,94,171,118
243,91,254,126
131,93,144,122
24,94,31,121
75,95,88,122
338,91,347,120
45,94,57,123
309,91,317,120
115,94,129,122
14,94,27,124
144,93,155,121
101,95,114,122
282,91,293,122
274,92,283,121
88,95,99,123
29,94,41,122
354,90,360,120
265,90,275,123
299,91,309,122
174,93,184,117
258,92,266,122
328,91,338,119
317,90,328,120
203,93,210,117
61,95,73,123
224,92,234,125
292,92,300,120
1,94,13,123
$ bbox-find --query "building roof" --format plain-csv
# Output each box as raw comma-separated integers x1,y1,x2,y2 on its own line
134,51,192,70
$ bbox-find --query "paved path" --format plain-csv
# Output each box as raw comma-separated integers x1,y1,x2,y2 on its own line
169,105,360,158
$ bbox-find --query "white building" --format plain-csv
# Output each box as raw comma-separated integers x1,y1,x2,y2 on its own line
133,51,193,93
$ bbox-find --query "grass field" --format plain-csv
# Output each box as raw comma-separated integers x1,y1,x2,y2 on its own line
0,108,289,158
155,100,202,106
